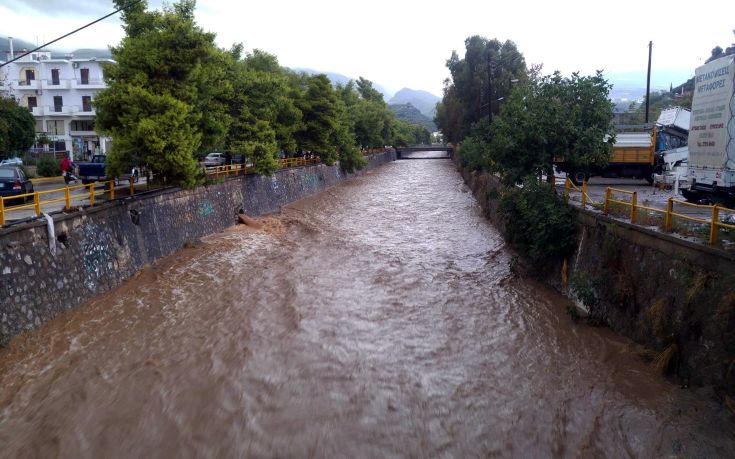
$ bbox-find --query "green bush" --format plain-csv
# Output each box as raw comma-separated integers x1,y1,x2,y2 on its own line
458,134,490,172
499,178,577,263
36,156,60,177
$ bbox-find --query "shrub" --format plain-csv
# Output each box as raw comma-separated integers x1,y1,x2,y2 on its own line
499,178,577,263
458,134,490,172
36,156,60,177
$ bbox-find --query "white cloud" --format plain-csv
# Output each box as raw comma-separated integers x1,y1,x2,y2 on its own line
2,0,734,96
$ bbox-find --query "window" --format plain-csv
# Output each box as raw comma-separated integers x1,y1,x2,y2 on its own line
80,68,89,85
47,120,65,135
51,69,60,85
27,97,37,109
82,96,92,112
70,120,95,132
35,120,44,133
53,96,63,112
23,69,35,85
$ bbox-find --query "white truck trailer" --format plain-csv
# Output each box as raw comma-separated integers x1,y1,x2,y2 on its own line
682,55,735,207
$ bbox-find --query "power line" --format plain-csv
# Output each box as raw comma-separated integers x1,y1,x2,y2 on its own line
0,0,143,69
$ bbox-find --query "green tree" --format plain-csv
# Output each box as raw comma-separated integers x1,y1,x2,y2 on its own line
489,71,615,185
436,37,527,143
95,0,231,187
0,97,35,158
296,74,340,165
224,50,303,174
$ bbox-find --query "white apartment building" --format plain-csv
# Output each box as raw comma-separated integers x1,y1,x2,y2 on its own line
1,47,114,160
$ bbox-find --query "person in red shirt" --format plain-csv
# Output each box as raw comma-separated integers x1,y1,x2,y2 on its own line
60,157,71,174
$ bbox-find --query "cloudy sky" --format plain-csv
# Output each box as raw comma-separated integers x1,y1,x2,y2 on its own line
1,0,733,96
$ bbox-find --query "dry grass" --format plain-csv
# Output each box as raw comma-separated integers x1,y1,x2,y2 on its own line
686,271,708,305
646,297,668,336
651,343,678,375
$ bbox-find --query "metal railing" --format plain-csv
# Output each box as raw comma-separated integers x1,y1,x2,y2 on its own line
204,157,321,177
0,178,136,226
564,178,735,245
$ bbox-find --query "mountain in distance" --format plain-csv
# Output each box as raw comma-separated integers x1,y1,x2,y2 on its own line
388,88,440,118
0,36,111,60
292,67,394,100
389,103,436,131
605,69,693,103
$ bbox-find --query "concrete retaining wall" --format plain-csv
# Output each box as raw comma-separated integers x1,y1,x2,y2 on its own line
0,152,395,344
458,164,735,394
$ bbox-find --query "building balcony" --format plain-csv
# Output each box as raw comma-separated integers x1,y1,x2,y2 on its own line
40,79,71,90
71,105,96,116
14,79,39,90
70,79,106,89
69,130,98,137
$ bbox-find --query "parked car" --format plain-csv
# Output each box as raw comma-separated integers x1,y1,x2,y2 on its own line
0,157,23,167
0,165,34,203
78,155,139,185
78,155,109,184
203,152,226,166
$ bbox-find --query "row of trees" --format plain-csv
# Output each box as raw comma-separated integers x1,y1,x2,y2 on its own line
436,35,616,185
435,36,615,263
95,0,425,186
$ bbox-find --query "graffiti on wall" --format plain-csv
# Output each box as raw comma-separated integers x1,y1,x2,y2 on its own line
301,174,319,189
197,202,214,218
81,224,111,290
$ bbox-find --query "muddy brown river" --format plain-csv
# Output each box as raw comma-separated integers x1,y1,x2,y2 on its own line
1,153,734,457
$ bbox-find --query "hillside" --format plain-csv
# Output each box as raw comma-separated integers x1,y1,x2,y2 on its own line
389,103,436,131
292,67,393,100
388,88,440,118
0,36,111,60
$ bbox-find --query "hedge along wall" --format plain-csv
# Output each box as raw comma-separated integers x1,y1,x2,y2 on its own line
0,152,396,344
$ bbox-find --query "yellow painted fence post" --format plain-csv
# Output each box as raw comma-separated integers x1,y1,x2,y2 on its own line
581,181,588,209
89,183,95,206
564,178,570,202
665,198,673,232
710,205,720,245
65,187,71,209
129,176,134,196
34,192,41,216
109,180,115,201
603,188,611,215
0,197,5,226
630,191,637,223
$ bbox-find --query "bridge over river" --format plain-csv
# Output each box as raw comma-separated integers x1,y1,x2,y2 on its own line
395,144,452,159
0,156,733,457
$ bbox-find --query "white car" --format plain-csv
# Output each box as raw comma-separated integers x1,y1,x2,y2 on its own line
0,157,23,167
203,153,226,166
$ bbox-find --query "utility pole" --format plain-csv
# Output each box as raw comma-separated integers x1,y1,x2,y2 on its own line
487,52,493,124
645,41,652,124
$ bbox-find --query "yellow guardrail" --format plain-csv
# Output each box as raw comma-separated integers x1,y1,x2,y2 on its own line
563,177,735,245
204,157,322,177
564,178,595,210
0,178,133,226
30,176,64,184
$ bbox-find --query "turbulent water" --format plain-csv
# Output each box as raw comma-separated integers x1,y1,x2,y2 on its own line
1,152,734,458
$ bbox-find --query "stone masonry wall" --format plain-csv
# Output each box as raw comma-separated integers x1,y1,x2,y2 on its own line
457,161,735,395
0,152,395,344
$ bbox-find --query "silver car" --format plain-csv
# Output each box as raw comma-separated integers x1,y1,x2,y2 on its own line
203,153,226,166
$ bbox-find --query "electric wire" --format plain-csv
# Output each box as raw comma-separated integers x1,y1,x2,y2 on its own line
0,0,144,69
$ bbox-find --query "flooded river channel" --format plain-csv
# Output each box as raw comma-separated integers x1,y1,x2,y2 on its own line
1,153,734,457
